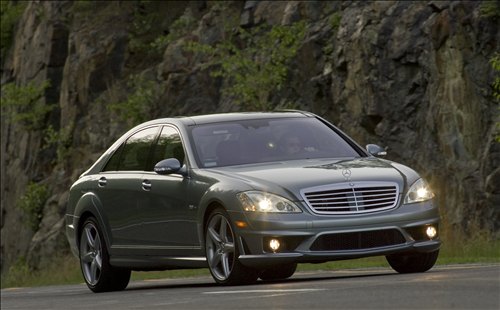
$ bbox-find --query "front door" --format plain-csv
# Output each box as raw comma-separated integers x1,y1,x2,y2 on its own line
138,126,200,255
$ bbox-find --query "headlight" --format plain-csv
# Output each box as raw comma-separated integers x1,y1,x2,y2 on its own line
237,191,302,213
404,178,434,204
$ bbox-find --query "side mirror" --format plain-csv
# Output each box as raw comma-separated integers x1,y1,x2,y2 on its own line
366,144,387,157
154,158,186,176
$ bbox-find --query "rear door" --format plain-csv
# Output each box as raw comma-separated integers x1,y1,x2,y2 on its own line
98,126,160,250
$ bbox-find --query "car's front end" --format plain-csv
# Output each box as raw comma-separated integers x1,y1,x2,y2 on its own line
201,157,440,270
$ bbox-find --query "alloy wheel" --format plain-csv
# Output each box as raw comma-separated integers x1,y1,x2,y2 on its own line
206,213,236,281
80,222,103,286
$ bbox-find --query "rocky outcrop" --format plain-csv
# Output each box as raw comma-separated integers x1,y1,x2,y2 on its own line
1,1,498,275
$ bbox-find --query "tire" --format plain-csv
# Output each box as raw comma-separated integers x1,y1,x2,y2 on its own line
79,217,131,292
386,250,439,274
259,263,297,281
205,208,258,285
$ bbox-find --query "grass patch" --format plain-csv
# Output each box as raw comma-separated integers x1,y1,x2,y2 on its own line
437,233,500,265
2,234,498,289
1,256,83,289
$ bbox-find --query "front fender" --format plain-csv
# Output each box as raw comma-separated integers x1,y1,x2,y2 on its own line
195,181,252,247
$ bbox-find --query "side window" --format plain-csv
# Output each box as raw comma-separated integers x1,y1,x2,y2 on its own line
102,143,125,171
104,127,159,172
149,126,185,171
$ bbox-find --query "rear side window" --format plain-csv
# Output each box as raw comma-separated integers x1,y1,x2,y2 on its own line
103,126,159,171
148,126,185,171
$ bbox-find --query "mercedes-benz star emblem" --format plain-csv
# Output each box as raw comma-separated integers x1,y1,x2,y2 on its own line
342,169,351,180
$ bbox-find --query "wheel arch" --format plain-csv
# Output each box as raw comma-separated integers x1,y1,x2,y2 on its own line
74,192,113,254
196,180,251,246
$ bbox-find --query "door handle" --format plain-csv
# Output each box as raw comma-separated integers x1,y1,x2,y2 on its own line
142,180,152,191
98,177,107,187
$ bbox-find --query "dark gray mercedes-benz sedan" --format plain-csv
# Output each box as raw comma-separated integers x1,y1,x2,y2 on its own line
66,110,440,292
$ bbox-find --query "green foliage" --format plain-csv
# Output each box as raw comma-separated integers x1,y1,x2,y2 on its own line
491,54,500,142
108,74,161,125
1,257,32,288
0,80,54,130
128,4,159,54
0,1,27,62
187,21,306,111
491,53,500,101
151,7,196,53
322,12,342,59
17,182,50,231
72,0,96,12
329,12,342,30
1,255,81,289
480,1,500,18
128,1,175,57
43,124,73,164
439,223,500,264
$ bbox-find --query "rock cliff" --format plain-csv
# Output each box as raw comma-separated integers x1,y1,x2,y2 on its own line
1,1,498,274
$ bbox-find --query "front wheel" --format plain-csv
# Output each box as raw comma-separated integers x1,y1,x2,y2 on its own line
386,250,439,274
205,208,258,285
79,217,131,292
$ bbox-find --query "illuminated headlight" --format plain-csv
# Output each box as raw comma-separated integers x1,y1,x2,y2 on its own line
237,191,302,213
404,178,434,204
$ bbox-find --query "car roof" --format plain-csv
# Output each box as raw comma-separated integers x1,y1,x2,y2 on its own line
138,110,316,127
183,110,315,125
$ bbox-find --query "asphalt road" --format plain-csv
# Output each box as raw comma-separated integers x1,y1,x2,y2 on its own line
1,264,499,309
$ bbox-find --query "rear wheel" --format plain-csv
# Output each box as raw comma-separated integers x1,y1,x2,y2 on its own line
79,217,131,292
386,250,439,274
205,208,258,285
259,263,297,281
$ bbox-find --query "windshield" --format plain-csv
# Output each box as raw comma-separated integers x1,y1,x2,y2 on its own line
190,117,363,168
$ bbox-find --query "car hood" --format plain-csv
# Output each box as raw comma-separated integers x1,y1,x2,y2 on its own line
210,157,410,200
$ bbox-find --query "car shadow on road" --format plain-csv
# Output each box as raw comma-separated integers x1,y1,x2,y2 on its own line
124,268,404,292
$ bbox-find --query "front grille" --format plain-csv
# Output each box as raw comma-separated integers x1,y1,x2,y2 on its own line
310,229,406,251
301,182,399,215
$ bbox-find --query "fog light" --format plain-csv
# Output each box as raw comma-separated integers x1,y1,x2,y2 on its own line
269,239,281,252
426,226,437,239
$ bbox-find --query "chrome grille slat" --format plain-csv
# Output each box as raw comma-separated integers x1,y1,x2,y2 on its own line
307,195,395,203
301,182,399,215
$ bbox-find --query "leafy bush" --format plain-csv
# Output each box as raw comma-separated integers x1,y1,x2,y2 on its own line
43,124,73,164
0,1,27,62
491,53,500,142
186,21,306,111
491,53,500,101
480,1,500,18
17,182,50,231
0,80,54,130
0,257,31,288
128,1,173,57
150,7,196,53
108,74,161,125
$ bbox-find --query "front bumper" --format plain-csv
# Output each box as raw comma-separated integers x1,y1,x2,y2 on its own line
238,239,441,268
231,199,441,268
